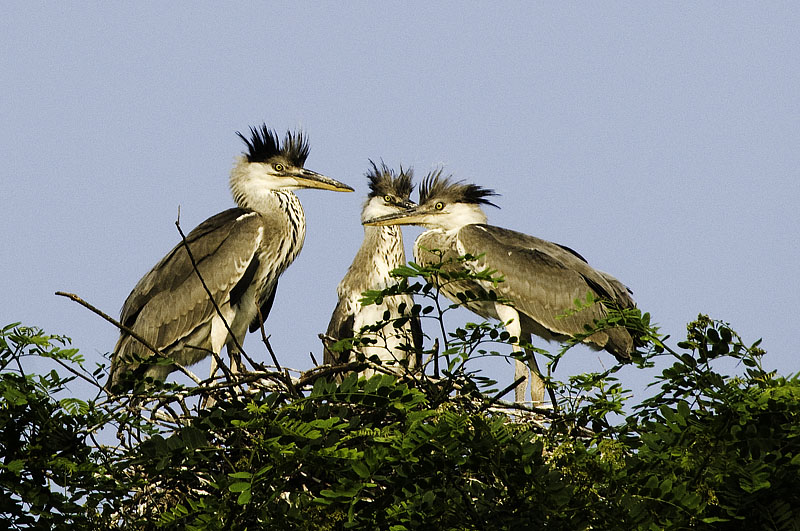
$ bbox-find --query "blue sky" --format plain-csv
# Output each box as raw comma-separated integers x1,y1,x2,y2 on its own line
2,3,798,400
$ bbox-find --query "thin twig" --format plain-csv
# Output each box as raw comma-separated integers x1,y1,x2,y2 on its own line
266,337,299,395
55,291,162,360
174,216,238,383
295,361,368,387
170,360,203,385
47,355,101,388
54,291,201,383
256,306,282,372
481,376,527,412
430,337,440,378
486,397,558,419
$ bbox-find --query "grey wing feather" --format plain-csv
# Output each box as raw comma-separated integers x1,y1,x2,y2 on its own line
120,209,248,324
410,312,423,368
114,208,263,362
414,230,461,265
462,224,634,305
414,229,496,315
249,281,278,333
457,224,635,355
323,296,356,365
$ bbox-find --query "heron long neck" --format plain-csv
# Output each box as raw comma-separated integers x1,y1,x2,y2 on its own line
228,160,306,260
339,225,404,295
366,224,405,275
268,190,307,271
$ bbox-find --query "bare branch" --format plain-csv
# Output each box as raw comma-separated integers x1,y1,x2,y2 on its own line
256,306,282,372
481,376,526,412
48,356,100,388
55,291,161,358
174,217,239,383
54,291,200,384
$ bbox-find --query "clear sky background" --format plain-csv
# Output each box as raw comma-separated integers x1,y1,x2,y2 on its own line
2,3,798,402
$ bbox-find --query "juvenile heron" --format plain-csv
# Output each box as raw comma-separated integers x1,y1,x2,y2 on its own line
364,172,638,404
108,125,353,390
324,161,422,377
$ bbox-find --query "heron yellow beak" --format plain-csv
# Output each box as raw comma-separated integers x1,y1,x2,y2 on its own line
292,169,354,192
362,206,431,227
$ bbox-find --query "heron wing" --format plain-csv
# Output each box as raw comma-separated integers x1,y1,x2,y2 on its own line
457,224,634,353
249,281,278,333
117,208,264,355
410,311,423,366
462,224,634,304
414,230,461,265
324,294,357,365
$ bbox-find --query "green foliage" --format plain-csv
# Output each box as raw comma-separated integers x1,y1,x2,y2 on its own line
2,257,798,529
0,324,113,529
140,374,567,530
548,316,800,530
615,317,800,529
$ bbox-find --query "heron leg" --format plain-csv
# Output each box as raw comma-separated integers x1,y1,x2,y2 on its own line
493,305,554,405
494,305,528,404
202,342,242,408
209,356,220,380
226,341,243,377
230,348,243,374
206,350,241,380
513,357,529,404
520,332,545,404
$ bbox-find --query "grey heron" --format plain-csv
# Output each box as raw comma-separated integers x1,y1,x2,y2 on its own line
107,124,353,390
324,161,422,377
364,172,638,404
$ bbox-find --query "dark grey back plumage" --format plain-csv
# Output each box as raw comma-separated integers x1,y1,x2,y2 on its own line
414,174,637,358
415,223,636,360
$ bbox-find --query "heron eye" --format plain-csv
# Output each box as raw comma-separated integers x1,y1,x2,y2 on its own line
435,201,445,210
383,195,393,203
273,163,285,172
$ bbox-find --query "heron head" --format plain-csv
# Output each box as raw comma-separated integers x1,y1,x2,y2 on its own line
363,170,497,230
360,160,417,221
231,125,353,204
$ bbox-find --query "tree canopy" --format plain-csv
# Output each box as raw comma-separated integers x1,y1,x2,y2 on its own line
2,260,798,530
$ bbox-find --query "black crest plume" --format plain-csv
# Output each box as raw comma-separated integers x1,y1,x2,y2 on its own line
365,159,414,200
419,170,499,208
236,124,310,167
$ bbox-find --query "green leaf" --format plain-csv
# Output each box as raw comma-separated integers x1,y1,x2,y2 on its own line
228,482,251,493
4,459,25,475
237,489,252,505
352,461,370,478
